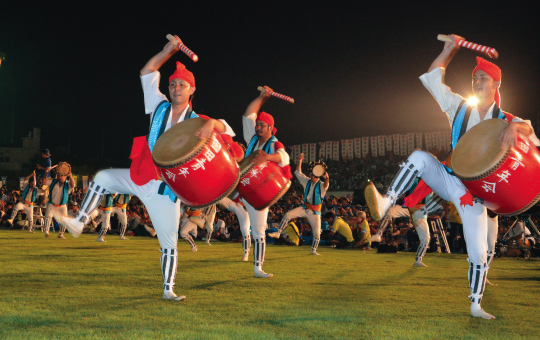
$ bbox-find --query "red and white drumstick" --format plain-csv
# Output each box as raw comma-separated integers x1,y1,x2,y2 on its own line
257,86,295,104
437,34,499,59
166,34,199,62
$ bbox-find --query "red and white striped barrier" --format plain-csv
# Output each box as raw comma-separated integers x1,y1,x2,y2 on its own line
437,34,498,59
166,34,199,62
257,86,295,104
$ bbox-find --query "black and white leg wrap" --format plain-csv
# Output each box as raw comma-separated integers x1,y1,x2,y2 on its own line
468,260,489,304
416,241,428,262
161,248,178,291
424,194,444,214
388,161,419,200
312,238,320,252
243,235,251,254
78,181,108,225
182,234,196,248
253,238,266,267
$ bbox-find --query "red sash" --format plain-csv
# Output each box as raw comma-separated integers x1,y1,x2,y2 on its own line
129,136,161,186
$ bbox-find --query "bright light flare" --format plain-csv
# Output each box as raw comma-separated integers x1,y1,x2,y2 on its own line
467,96,478,106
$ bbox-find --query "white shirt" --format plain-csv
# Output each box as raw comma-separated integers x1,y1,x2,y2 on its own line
419,67,539,145
50,181,72,205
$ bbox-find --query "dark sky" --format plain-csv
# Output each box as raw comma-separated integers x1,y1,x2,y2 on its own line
1,3,539,166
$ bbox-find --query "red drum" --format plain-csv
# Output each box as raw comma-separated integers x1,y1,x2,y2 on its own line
451,119,540,215
236,152,291,210
152,118,239,208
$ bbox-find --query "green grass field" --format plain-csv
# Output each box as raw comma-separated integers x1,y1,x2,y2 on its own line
0,230,538,340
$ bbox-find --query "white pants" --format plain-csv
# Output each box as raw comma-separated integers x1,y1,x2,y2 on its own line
111,206,128,228
241,199,268,239
11,202,34,228
98,210,112,237
406,150,497,265
92,169,181,250
386,205,430,259
45,203,68,233
281,206,321,238
219,197,250,237
180,218,198,239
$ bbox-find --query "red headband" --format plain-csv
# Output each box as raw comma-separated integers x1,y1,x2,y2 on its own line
256,111,277,135
169,61,195,87
473,56,501,106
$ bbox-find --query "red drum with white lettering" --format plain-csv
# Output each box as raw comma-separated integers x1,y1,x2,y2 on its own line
451,119,540,215
152,118,239,208
237,153,291,210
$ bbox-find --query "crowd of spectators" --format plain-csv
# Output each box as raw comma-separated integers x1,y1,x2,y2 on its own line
1,149,539,258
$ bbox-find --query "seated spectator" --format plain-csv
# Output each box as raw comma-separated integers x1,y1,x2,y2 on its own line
273,218,302,246
323,211,354,248
352,211,371,250
129,208,156,237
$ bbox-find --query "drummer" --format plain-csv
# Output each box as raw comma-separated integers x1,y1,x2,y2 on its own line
241,86,292,278
268,153,329,255
365,34,539,319
54,34,235,302
44,170,75,238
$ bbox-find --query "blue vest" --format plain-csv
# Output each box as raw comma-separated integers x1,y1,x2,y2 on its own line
48,179,70,205
148,101,199,203
450,100,507,150
113,194,130,207
22,185,38,203
302,180,323,215
245,135,278,157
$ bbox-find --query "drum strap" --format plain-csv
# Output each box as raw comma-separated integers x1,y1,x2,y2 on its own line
452,101,508,150
451,100,474,150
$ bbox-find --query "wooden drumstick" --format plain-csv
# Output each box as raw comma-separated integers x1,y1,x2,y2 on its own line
257,86,295,104
437,34,499,59
166,34,199,62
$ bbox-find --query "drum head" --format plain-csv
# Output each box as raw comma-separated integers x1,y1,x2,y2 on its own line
153,118,208,167
238,152,257,173
312,164,325,177
451,119,509,179
56,162,71,176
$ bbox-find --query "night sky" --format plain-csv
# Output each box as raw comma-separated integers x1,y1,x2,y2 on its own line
1,3,538,167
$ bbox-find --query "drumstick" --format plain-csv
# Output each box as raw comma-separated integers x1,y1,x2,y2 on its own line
437,34,498,59
166,34,199,62
257,86,295,104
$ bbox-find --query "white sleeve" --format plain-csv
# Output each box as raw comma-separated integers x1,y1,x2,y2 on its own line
419,67,465,125
217,119,236,137
140,71,168,116
242,112,257,144
276,148,290,167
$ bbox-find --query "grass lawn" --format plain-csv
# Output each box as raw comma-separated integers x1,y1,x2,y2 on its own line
0,230,538,339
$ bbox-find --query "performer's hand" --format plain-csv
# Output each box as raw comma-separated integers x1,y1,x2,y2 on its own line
251,150,268,166
195,119,215,139
165,35,182,54
299,153,304,162
499,122,520,149
444,34,464,51
259,85,273,98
